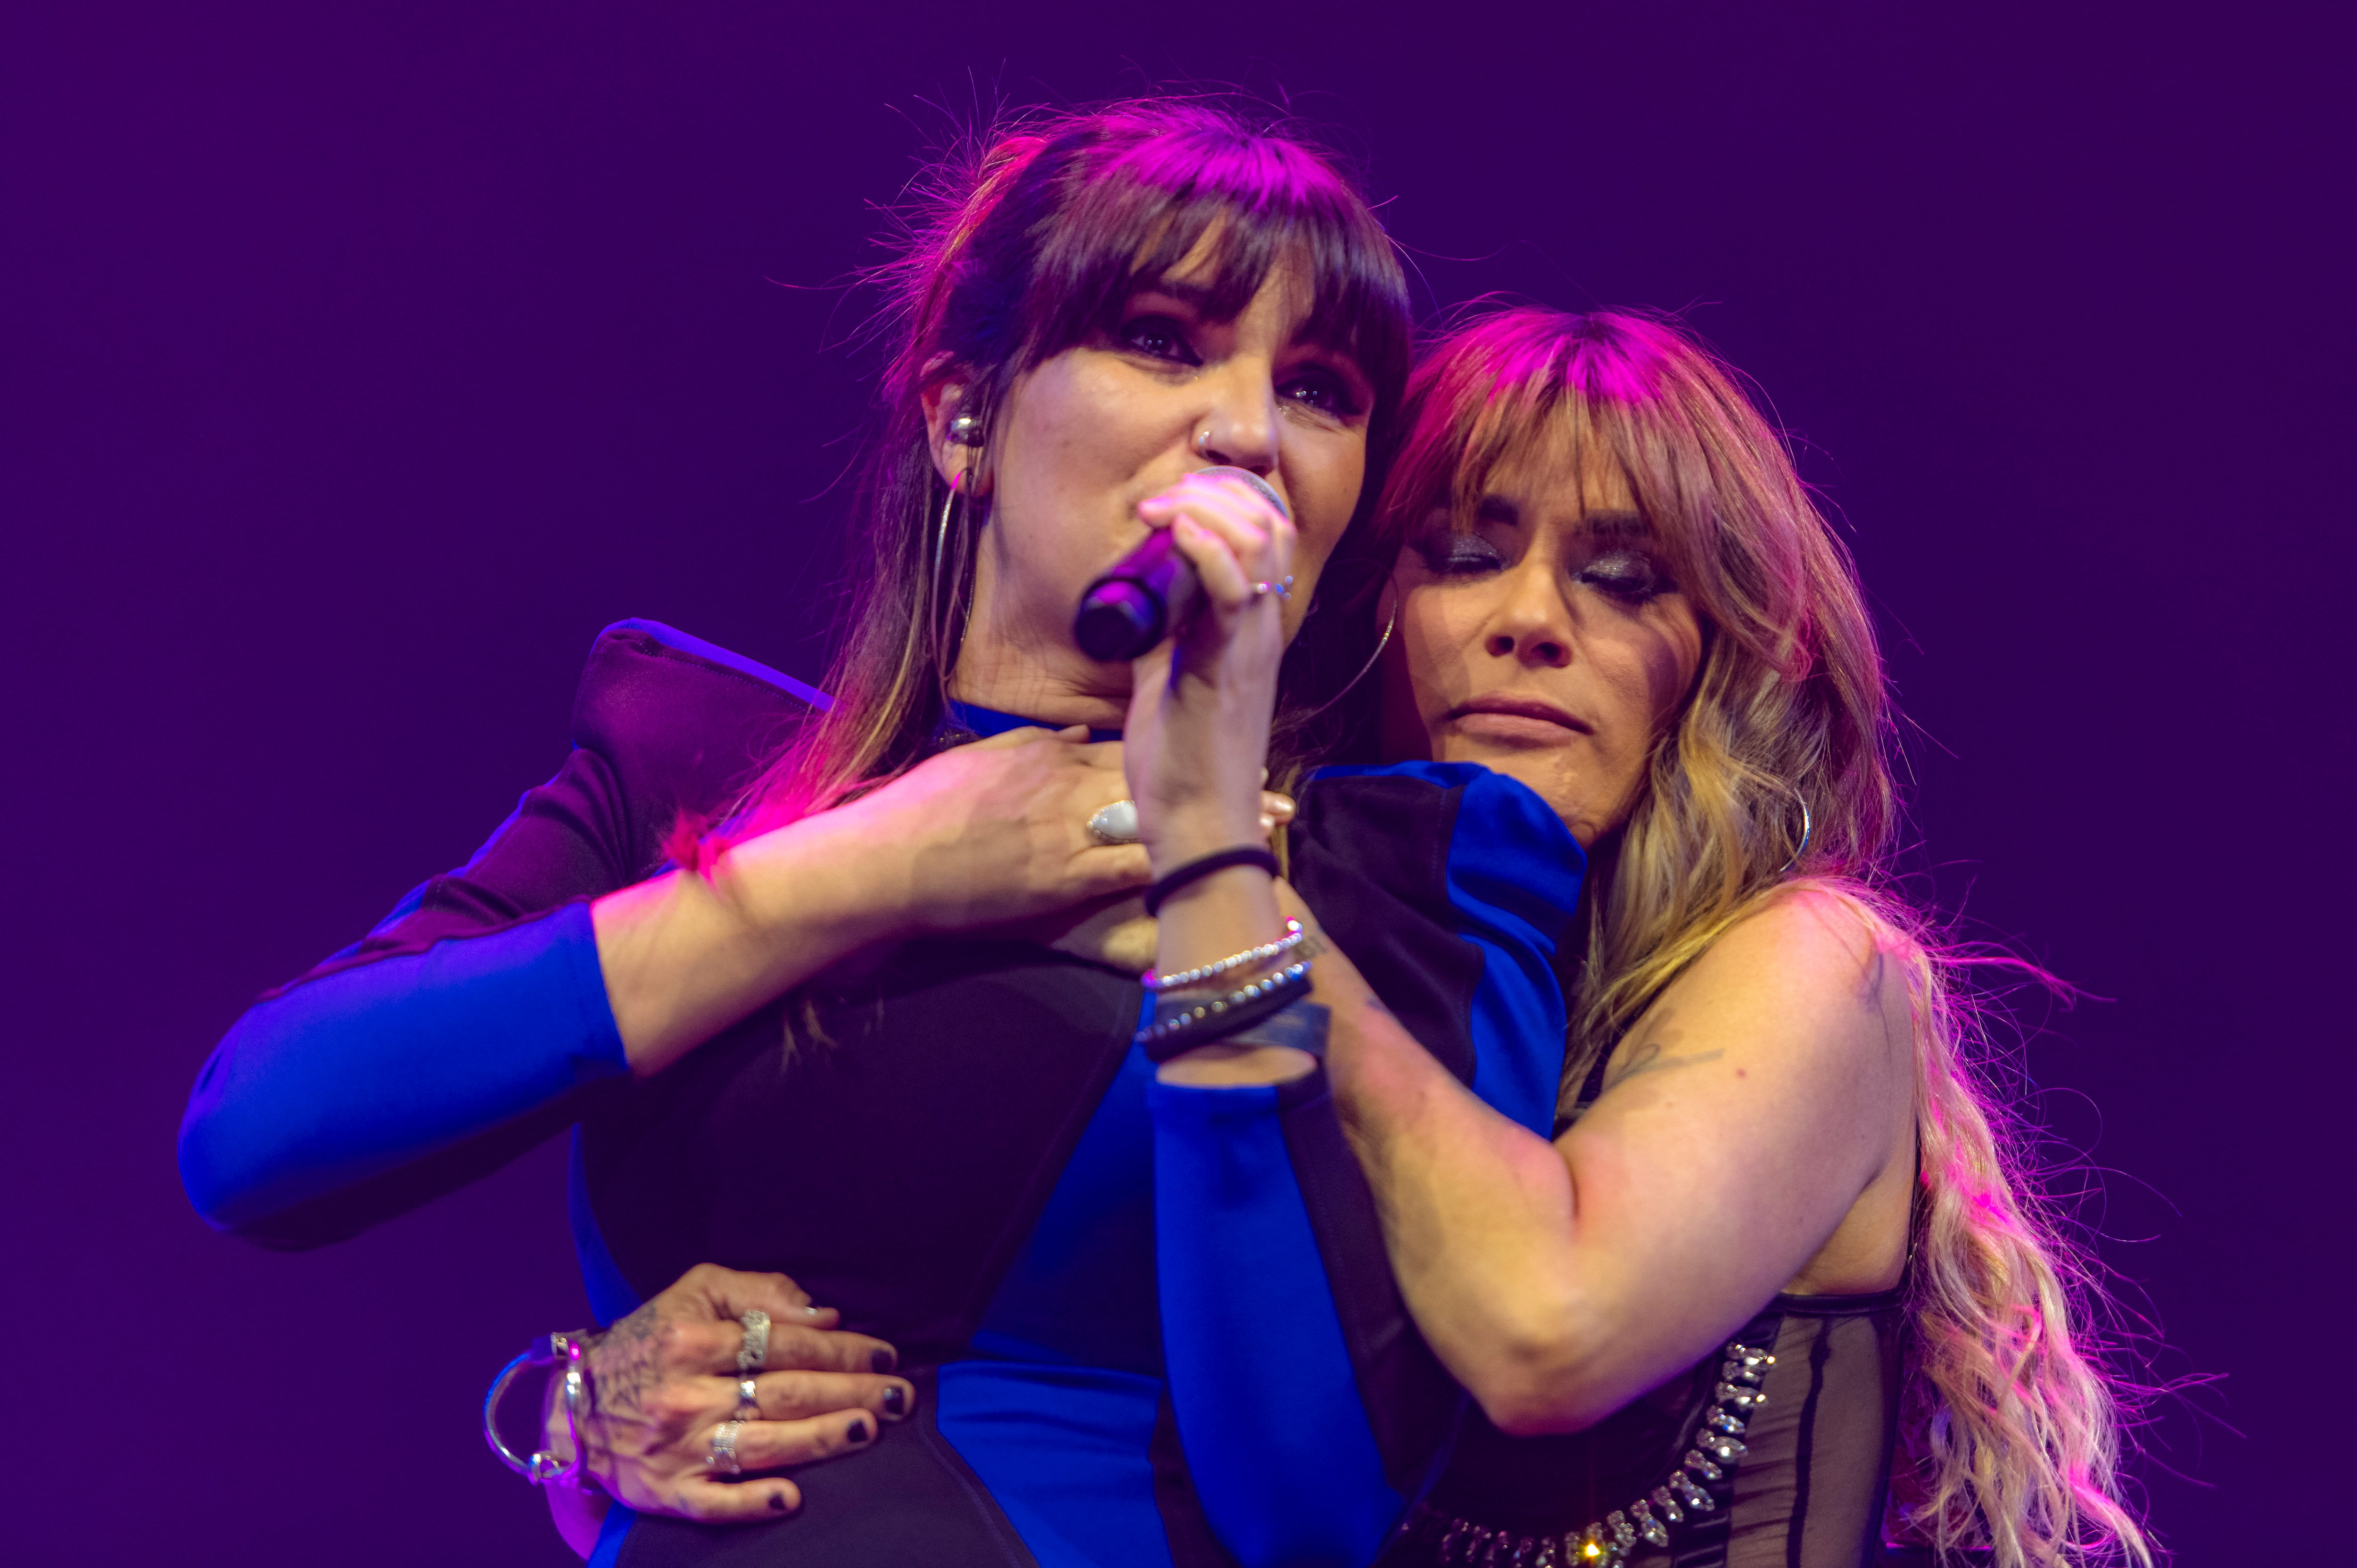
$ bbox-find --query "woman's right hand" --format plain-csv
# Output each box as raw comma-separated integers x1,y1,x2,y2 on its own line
826,725,1151,936
552,1264,915,1524
1118,470,1298,866
599,726,1154,1073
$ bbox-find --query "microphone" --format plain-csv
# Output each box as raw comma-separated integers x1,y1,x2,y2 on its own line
1072,467,1290,661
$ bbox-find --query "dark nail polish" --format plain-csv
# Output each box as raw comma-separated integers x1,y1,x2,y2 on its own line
769,1490,792,1513
882,1384,906,1417
846,1419,871,1444
870,1348,897,1373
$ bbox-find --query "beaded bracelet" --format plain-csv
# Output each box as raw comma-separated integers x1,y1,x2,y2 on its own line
1144,919,1304,992
1136,960,1313,1062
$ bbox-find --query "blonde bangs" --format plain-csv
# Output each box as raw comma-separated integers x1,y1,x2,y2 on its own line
1374,307,2151,1567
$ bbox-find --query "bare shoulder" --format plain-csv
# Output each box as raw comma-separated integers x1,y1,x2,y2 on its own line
1601,885,1915,1099
1687,885,1910,1015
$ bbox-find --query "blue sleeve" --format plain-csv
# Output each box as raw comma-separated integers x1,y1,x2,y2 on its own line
1151,1067,1411,1568
173,620,826,1250
178,900,628,1244
1150,760,1587,1566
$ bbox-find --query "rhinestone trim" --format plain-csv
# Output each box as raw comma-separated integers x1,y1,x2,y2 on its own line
1398,1338,1775,1565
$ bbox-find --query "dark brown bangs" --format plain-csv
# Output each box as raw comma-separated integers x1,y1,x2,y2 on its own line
1022,121,1410,404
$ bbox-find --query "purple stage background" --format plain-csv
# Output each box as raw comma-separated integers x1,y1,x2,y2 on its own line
5,3,2347,1561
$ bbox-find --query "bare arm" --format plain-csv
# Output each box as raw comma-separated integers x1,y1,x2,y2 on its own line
1309,887,1918,1435
596,726,1147,1074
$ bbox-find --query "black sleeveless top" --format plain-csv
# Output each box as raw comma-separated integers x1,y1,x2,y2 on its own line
1380,1057,1910,1568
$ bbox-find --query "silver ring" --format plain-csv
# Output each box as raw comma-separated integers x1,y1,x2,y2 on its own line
1251,575,1294,602
734,1375,760,1422
1087,800,1141,845
736,1309,770,1375
710,1420,744,1476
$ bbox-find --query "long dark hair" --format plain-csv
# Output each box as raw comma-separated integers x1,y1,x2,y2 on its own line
726,99,1412,835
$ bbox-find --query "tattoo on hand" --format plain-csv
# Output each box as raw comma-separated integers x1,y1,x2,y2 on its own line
591,1302,662,1418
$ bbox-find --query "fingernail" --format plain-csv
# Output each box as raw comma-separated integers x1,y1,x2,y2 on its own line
847,1418,871,1444
870,1348,897,1373
1260,816,1276,833
882,1384,907,1417
769,1489,793,1513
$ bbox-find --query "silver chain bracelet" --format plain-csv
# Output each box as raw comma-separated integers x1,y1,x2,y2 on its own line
1144,918,1304,992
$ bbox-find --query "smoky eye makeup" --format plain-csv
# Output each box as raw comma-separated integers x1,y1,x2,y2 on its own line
1412,524,1506,577
1277,361,1365,418
1114,312,1201,366
1575,546,1674,603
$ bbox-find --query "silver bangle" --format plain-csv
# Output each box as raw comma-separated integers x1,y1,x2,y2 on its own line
1144,919,1304,992
483,1330,597,1490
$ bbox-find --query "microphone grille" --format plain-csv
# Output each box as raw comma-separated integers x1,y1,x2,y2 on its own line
1194,465,1291,522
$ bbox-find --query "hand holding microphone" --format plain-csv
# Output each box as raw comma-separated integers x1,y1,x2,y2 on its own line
1073,467,1293,661
1086,464,1297,876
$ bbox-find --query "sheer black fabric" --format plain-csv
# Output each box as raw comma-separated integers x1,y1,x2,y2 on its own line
1380,1293,1903,1568
1380,1046,1908,1568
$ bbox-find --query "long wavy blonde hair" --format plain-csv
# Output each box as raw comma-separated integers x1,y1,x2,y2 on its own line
1375,307,2151,1567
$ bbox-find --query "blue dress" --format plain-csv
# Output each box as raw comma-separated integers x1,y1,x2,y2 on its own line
177,621,1585,1568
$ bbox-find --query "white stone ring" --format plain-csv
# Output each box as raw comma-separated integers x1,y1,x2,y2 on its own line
1251,575,1294,602
1087,800,1141,845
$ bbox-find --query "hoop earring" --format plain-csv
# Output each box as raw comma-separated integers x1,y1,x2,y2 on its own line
931,470,967,668
1773,788,1813,878
931,470,961,599
1300,588,1398,723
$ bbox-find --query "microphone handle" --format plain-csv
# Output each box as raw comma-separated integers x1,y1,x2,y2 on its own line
1074,528,1199,661
1071,468,1285,662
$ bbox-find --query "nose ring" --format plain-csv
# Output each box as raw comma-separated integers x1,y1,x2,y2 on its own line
1196,429,1212,454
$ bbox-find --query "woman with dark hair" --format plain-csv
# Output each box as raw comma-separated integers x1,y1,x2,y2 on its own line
1137,307,2151,1568
177,100,1416,1565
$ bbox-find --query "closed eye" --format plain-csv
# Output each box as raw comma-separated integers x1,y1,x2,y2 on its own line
1415,531,1506,578
1577,549,1672,603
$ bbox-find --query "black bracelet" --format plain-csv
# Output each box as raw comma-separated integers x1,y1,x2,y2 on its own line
1143,846,1279,917
1225,999,1330,1058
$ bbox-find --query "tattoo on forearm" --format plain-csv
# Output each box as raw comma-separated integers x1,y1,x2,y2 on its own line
1603,1039,1726,1092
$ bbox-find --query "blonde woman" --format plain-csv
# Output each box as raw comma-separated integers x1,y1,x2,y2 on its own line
1136,306,2149,1567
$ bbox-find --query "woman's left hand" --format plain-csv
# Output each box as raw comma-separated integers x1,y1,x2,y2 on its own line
548,1264,913,1530
1121,469,1298,866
